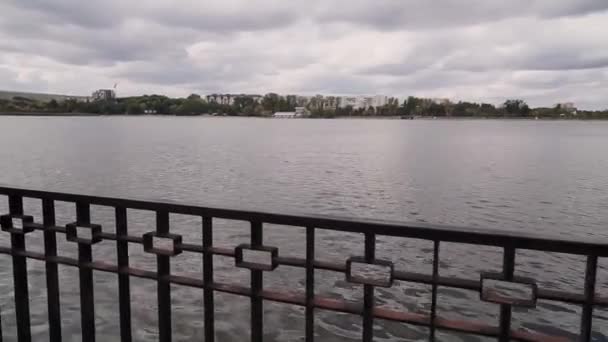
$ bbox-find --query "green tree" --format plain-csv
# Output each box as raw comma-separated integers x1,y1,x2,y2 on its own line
233,96,256,115
285,95,297,109
503,99,530,116
428,102,446,116
175,99,206,115
126,102,144,114
336,105,354,117
262,93,280,112
47,99,59,111
480,103,497,116
403,96,422,115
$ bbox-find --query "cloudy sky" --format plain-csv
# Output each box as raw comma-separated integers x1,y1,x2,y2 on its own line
1,0,607,109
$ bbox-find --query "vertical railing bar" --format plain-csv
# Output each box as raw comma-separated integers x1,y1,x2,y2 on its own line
76,202,95,342
580,255,597,341
250,221,263,342
498,247,515,342
9,195,31,342
362,232,375,342
8,195,23,215
0,305,2,342
42,199,62,342
429,240,440,342
156,210,172,342
305,226,315,342
202,216,215,342
115,207,132,342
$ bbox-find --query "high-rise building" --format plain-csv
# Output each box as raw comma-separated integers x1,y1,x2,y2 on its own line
92,89,116,101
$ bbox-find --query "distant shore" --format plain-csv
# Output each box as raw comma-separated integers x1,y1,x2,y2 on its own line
0,112,102,116
2,112,607,120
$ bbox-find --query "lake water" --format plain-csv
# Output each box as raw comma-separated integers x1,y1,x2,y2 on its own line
0,116,606,341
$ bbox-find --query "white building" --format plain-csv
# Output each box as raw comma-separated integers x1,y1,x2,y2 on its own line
295,107,309,116
273,112,298,118
206,94,263,105
337,95,387,110
206,94,234,105
322,96,339,110
339,96,358,108
371,95,388,108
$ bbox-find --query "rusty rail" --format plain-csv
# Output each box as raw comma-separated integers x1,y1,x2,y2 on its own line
0,184,606,341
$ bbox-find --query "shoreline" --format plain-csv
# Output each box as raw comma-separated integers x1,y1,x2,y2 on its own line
1,112,607,120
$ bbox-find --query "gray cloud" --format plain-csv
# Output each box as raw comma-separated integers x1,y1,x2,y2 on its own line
0,66,50,93
0,0,607,109
314,0,608,30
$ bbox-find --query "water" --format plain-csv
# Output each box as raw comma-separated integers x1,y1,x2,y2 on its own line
0,116,607,341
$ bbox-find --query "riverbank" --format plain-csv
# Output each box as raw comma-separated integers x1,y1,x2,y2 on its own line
2,112,608,120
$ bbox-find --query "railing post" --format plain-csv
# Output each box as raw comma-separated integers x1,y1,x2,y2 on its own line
202,216,214,342
580,255,597,341
76,202,95,342
429,241,440,342
156,211,172,342
498,247,515,342
115,207,132,342
250,221,264,342
305,226,315,342
9,195,31,342
362,233,375,342
42,199,62,342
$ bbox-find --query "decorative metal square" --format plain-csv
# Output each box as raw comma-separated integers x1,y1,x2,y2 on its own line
0,214,35,234
143,232,182,256
235,244,278,271
480,272,538,307
66,222,102,245
346,256,394,287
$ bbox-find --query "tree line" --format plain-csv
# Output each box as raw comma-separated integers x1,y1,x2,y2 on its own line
1,93,607,119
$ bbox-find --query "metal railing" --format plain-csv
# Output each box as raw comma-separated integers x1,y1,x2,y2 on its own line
0,184,606,342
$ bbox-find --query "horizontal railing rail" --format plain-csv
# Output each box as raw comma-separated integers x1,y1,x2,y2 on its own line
0,184,605,342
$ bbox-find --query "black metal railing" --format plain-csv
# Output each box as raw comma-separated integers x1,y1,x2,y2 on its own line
0,184,606,342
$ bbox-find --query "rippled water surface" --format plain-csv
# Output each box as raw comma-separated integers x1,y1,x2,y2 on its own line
0,117,607,341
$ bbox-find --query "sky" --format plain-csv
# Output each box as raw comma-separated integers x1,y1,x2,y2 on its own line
0,0,607,109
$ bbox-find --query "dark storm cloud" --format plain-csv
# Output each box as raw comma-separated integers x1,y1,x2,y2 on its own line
0,0,607,109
